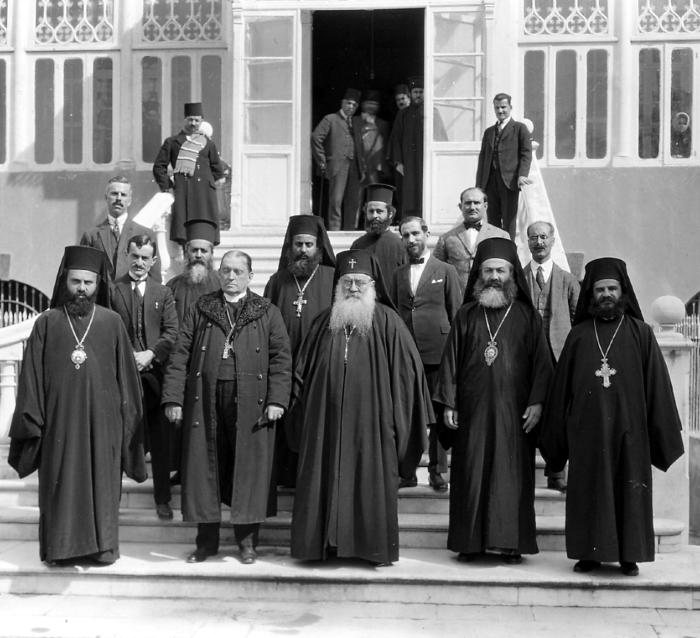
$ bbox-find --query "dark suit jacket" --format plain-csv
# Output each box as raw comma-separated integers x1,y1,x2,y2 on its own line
110,275,178,366
476,119,532,191
391,256,462,366
80,218,162,283
352,113,390,179
311,111,356,177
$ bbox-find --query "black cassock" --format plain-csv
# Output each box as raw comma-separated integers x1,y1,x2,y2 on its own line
9,307,146,562
288,304,432,563
539,316,684,563
434,300,552,555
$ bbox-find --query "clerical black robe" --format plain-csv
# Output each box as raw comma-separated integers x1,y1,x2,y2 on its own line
8,307,146,563
434,300,552,555
264,265,335,357
167,270,220,324
539,317,684,563
388,103,423,216
288,304,432,563
350,231,406,297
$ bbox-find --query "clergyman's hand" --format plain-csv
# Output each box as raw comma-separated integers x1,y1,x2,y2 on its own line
522,403,542,433
444,408,459,430
518,176,532,188
265,405,285,422
164,403,182,424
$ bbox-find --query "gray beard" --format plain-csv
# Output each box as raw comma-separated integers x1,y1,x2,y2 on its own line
329,284,376,337
185,262,212,284
474,279,517,309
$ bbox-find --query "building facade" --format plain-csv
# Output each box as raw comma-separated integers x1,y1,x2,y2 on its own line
0,0,698,311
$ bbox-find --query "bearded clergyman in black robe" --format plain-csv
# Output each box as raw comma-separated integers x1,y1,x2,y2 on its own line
288,250,431,565
539,258,684,577
264,214,335,487
433,237,552,564
9,246,146,565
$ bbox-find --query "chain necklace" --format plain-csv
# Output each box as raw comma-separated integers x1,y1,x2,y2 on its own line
292,264,319,317
343,325,355,364
593,314,625,388
483,303,513,366
222,299,245,359
64,305,96,370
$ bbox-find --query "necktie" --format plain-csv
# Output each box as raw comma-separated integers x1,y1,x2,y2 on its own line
111,220,120,242
464,222,482,231
410,257,425,265
536,266,545,289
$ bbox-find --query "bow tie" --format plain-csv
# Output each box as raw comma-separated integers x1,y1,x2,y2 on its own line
410,257,425,265
464,222,482,231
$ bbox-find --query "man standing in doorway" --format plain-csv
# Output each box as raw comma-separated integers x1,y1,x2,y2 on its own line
311,88,362,230
476,93,532,238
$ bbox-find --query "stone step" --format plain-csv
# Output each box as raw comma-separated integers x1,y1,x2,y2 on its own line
0,540,698,610
0,477,566,516
0,505,684,554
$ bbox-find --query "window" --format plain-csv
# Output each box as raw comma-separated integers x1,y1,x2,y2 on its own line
637,45,696,161
139,52,223,163
34,56,115,166
0,59,6,164
523,46,610,164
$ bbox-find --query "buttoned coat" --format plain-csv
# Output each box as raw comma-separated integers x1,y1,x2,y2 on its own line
80,218,162,283
152,132,227,244
161,290,292,524
110,275,178,366
432,222,510,292
311,112,357,177
476,119,532,191
391,256,462,366
524,261,580,361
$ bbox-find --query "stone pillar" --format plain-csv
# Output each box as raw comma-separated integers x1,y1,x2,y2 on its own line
651,296,692,546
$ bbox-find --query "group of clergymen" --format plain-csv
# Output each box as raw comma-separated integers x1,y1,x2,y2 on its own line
9,174,684,578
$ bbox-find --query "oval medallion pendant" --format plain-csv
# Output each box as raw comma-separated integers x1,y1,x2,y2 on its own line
71,347,87,370
484,341,498,367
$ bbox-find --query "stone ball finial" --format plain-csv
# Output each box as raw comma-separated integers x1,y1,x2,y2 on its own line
650,295,685,333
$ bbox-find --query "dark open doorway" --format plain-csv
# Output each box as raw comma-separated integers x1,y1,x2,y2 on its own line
311,8,424,224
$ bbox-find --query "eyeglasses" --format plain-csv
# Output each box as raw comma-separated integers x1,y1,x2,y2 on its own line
341,277,373,289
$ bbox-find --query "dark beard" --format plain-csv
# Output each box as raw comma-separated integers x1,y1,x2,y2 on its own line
473,278,517,308
366,217,392,236
287,251,322,278
55,281,97,317
588,294,629,321
185,261,212,284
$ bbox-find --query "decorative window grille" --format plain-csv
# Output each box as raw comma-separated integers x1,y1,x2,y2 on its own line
142,0,223,43
638,0,700,34
0,281,49,327
34,0,114,45
523,0,609,37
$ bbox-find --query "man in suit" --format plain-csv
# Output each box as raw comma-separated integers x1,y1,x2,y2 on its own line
392,217,462,491
80,176,162,283
111,234,179,519
476,93,532,238
153,102,227,245
524,220,580,492
311,88,361,231
433,187,509,293
354,90,391,187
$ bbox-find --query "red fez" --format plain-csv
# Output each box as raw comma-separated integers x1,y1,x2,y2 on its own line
343,88,361,103
336,250,373,278
185,220,217,244
62,246,106,274
184,102,203,117
364,183,395,205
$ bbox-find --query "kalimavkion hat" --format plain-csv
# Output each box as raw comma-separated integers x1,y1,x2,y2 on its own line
62,245,107,274
364,183,395,206
185,220,217,244
335,249,374,278
184,102,203,117
408,76,424,90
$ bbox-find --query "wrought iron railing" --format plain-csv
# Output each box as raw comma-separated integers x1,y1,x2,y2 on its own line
677,314,700,432
0,280,49,328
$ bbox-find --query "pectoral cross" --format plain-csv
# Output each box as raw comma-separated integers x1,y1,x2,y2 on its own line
595,358,616,388
292,294,307,317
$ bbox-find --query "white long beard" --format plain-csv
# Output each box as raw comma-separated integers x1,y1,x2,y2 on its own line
186,262,211,284
329,283,376,337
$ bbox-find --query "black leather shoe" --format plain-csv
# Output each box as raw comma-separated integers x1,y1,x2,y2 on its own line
186,548,216,563
240,546,257,565
620,561,639,576
457,552,479,563
547,477,567,492
156,503,173,520
501,553,522,565
573,559,601,573
429,472,448,492
398,475,418,489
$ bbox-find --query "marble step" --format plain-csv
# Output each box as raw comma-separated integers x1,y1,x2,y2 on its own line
0,505,684,554
0,540,698,610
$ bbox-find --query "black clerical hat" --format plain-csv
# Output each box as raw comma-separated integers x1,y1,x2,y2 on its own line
408,76,424,90
573,257,644,324
333,249,396,311
363,183,395,206
185,220,217,244
50,246,111,308
276,215,335,270
184,102,203,117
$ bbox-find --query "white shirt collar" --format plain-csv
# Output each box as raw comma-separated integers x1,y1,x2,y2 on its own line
109,212,127,231
498,116,511,130
531,258,553,282
224,290,247,303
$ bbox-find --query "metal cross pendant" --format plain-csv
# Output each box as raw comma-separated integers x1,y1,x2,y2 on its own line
222,341,234,360
292,294,307,317
595,358,616,388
